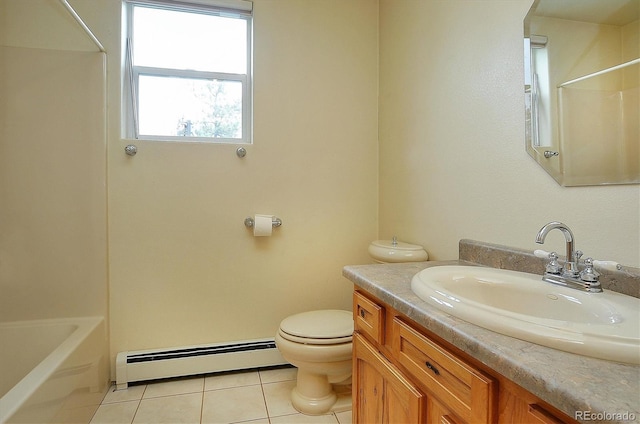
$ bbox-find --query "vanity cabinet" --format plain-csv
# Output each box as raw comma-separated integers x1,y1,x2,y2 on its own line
352,290,578,424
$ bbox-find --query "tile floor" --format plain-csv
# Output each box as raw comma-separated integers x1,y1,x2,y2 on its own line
90,366,352,424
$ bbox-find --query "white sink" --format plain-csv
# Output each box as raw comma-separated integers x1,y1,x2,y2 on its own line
411,265,640,364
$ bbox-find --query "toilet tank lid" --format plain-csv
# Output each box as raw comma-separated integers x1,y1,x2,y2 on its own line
370,240,425,251
280,310,353,339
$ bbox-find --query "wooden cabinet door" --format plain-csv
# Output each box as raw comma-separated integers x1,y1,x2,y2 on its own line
353,333,426,424
355,343,384,423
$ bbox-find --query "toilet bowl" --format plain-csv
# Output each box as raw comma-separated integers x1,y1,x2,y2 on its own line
275,310,353,415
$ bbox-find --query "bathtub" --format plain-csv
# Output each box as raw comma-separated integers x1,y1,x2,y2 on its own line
0,317,109,424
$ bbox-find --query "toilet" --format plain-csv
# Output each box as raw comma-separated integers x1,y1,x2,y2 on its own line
275,310,353,415
275,238,427,415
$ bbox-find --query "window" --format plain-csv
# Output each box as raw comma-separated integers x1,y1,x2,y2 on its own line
525,35,550,148
123,0,253,143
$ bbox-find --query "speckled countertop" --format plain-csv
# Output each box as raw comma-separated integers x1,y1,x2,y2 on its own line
343,257,640,424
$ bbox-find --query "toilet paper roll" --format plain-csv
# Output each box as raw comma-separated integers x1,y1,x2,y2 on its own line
253,214,273,237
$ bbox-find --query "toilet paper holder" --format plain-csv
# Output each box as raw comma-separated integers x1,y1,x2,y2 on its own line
244,216,282,228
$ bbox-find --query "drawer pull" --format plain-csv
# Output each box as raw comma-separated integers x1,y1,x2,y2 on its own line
425,361,440,375
528,404,564,424
360,308,366,318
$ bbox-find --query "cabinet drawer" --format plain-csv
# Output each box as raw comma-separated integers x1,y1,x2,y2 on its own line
393,318,496,424
353,291,384,344
527,404,565,424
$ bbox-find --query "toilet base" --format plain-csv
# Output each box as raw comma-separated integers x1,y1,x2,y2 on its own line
290,369,352,415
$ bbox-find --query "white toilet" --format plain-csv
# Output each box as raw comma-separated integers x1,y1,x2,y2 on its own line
275,238,427,415
275,310,353,415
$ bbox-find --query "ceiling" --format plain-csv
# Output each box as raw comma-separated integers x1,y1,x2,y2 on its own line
533,0,640,26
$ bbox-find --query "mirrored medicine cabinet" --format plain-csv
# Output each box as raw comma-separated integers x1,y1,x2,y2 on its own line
524,0,639,186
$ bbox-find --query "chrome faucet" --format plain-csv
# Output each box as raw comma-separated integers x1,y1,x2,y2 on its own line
535,222,602,292
535,221,579,277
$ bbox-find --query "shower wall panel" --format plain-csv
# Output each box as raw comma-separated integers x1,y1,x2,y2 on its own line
0,46,108,321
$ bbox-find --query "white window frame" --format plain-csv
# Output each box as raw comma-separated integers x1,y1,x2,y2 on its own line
122,0,253,144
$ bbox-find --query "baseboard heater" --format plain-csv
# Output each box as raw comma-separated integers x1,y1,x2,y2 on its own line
115,338,287,389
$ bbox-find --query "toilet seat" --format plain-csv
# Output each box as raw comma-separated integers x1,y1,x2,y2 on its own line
279,310,353,345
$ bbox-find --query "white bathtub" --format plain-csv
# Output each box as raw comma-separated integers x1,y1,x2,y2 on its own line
0,317,109,424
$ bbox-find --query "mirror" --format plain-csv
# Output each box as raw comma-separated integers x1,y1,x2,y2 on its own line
524,0,639,186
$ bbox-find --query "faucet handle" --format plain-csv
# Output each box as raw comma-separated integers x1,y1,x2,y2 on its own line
574,250,583,263
580,258,600,283
545,252,562,274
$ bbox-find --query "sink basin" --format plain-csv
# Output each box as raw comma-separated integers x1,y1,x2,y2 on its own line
411,265,640,364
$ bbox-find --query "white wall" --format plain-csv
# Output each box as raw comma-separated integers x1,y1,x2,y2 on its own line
378,0,640,267
76,0,380,368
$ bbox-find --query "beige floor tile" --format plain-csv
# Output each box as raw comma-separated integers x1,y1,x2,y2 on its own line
204,370,260,391
133,393,202,424
201,385,268,424
90,400,139,424
97,368,351,423
102,384,146,404
143,376,204,399
262,380,298,417
269,413,339,424
259,366,297,384
334,409,352,424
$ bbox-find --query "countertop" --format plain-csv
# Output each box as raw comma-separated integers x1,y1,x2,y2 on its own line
343,261,640,424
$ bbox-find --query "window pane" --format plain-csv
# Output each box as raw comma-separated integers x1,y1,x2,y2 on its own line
138,75,243,139
133,6,247,74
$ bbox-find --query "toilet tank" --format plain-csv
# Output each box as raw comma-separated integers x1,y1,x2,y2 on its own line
368,238,428,263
